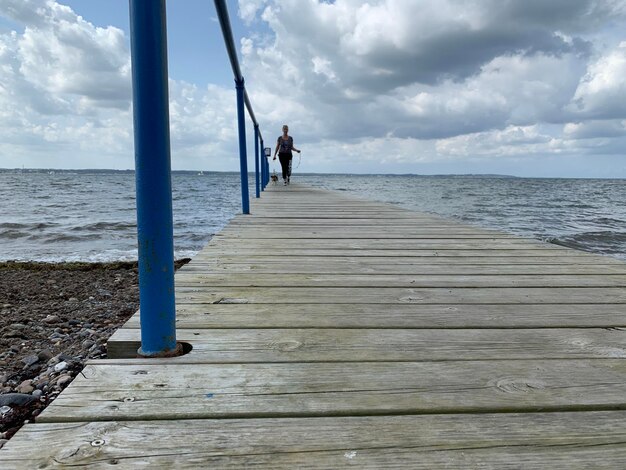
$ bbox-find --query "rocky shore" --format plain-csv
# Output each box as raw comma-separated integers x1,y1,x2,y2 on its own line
0,259,189,446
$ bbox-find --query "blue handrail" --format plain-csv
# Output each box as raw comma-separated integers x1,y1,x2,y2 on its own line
213,0,266,207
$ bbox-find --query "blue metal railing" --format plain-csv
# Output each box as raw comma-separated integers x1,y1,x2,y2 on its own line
128,0,268,356
214,0,266,212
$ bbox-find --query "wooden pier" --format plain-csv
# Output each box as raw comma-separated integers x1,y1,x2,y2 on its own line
3,184,626,468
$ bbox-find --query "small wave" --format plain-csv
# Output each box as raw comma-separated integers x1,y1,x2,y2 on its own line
546,231,626,256
0,222,59,229
27,233,103,243
590,217,625,227
0,229,30,240
69,221,136,232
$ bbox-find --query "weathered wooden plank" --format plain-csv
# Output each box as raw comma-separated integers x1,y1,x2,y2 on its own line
213,222,509,231
207,239,554,250
225,218,494,226
183,255,626,268
217,229,514,238
36,359,626,422
174,286,626,304
120,303,626,329
196,248,575,258
173,273,626,288
4,412,626,469
177,261,626,275
106,327,626,361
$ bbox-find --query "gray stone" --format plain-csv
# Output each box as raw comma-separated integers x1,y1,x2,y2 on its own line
47,356,60,367
31,389,43,398
54,361,68,372
37,349,54,362
0,393,38,407
21,354,40,367
43,314,60,323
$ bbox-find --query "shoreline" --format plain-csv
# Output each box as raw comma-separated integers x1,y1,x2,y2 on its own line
0,258,190,445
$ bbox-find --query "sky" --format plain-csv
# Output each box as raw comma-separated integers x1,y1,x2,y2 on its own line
1,0,626,177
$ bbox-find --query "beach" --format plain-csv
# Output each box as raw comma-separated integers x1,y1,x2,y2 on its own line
0,259,188,443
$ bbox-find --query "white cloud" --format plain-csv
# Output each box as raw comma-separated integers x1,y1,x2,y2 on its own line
238,0,269,25
568,42,626,118
564,119,626,139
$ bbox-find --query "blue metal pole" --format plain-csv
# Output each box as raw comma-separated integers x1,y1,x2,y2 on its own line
235,77,250,214
129,0,180,357
266,149,270,187
263,143,269,188
261,140,270,187
260,137,265,191
254,125,260,198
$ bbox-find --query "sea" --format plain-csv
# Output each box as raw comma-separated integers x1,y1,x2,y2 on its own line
1,169,625,263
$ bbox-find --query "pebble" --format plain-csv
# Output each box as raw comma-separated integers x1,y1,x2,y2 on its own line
0,406,11,415
21,354,40,367
0,393,38,407
55,375,73,388
43,315,60,324
47,356,60,367
17,380,34,394
54,361,68,373
37,350,54,362
31,389,43,398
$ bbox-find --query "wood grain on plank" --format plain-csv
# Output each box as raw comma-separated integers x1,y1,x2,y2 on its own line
4,412,626,469
37,359,626,422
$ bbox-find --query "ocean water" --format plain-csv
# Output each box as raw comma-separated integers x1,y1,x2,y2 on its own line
1,169,625,262
1,170,243,262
